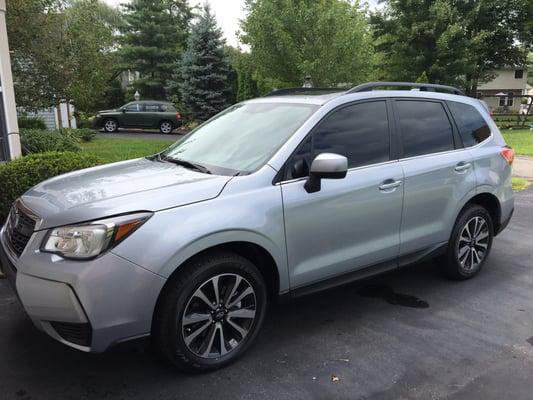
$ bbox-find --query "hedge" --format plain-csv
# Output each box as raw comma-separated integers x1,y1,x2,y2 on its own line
18,116,47,130
0,152,101,222
20,129,81,154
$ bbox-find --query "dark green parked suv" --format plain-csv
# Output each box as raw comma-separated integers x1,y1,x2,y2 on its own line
94,101,182,134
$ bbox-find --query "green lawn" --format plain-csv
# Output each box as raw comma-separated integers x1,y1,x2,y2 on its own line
512,177,532,192
501,129,533,156
80,136,175,163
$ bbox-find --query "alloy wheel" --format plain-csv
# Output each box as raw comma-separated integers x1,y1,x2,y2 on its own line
104,120,117,132
181,273,257,359
457,216,490,271
160,122,173,134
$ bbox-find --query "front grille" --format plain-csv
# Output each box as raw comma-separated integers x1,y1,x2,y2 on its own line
50,322,92,347
4,202,37,257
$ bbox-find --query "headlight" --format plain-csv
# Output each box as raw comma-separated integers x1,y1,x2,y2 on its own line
41,212,152,260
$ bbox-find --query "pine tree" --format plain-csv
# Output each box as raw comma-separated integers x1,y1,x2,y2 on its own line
179,4,233,122
119,0,192,100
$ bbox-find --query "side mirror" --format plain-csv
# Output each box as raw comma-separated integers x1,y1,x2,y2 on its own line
122,109,126,113
304,153,348,193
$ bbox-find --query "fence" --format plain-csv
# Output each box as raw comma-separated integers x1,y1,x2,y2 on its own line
477,94,533,129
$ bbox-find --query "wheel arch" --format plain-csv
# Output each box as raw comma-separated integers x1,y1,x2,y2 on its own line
460,191,501,231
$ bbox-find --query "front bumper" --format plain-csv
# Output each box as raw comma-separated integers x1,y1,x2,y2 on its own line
0,226,167,352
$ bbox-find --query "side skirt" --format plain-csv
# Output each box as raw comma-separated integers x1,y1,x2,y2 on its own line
283,241,448,301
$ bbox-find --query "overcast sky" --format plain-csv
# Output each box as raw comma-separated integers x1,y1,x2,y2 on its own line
103,0,380,48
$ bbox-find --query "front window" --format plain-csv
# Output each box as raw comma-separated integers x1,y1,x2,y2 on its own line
124,102,141,111
162,102,318,174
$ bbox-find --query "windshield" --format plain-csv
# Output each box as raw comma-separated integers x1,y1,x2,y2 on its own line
161,102,319,174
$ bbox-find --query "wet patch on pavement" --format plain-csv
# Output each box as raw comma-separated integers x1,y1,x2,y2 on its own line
358,284,429,308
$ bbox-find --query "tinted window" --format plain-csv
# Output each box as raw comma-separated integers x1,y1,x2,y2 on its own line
124,103,141,111
396,100,454,157
145,104,159,112
313,101,390,168
448,101,491,147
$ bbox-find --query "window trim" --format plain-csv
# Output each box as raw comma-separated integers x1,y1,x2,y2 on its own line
391,98,461,160
274,98,394,184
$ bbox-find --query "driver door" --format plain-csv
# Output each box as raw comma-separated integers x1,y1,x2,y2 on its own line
121,102,145,127
280,100,404,290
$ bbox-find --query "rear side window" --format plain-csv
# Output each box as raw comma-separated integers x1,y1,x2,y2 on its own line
447,101,491,147
313,101,390,168
145,104,159,112
396,100,454,157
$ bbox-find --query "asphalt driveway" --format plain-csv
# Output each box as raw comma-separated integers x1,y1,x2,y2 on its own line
1,188,533,400
96,129,187,141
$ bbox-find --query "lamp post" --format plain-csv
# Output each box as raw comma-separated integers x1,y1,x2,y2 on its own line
0,0,21,161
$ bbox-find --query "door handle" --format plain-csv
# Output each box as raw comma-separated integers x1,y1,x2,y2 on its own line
454,162,471,172
379,179,402,191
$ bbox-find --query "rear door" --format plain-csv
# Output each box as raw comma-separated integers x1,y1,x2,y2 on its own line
281,100,404,289
143,103,161,127
394,99,476,258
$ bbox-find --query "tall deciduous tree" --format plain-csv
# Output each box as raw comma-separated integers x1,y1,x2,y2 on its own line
240,0,373,87
7,0,122,112
371,0,531,94
119,0,192,100
179,5,233,122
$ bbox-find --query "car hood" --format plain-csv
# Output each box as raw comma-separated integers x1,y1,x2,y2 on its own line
21,158,232,230
98,109,118,114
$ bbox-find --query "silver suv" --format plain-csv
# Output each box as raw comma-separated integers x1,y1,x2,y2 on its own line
0,82,514,372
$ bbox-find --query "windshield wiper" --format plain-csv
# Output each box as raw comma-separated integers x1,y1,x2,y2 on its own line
161,156,212,174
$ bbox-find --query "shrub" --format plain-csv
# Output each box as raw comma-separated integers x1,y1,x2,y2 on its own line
20,129,81,154
61,128,96,142
0,152,101,221
18,116,47,130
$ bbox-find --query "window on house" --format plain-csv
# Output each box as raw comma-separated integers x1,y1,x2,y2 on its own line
499,96,514,107
514,70,524,79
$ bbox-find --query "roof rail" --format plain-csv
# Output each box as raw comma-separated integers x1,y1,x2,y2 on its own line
346,82,465,96
264,87,347,97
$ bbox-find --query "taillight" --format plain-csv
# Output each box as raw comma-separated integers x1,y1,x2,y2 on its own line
500,146,514,165
176,112,182,120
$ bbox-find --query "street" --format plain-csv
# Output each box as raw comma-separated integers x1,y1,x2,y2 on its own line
1,188,533,400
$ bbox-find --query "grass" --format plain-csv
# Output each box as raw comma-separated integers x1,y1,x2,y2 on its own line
80,136,175,163
512,177,532,192
501,129,533,156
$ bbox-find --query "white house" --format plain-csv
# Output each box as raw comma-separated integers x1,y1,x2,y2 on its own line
477,68,529,112
20,102,77,129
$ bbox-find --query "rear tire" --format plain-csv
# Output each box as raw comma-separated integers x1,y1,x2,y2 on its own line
441,204,494,280
103,118,118,133
159,120,174,134
153,251,267,372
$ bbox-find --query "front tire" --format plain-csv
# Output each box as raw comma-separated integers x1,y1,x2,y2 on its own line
153,251,267,372
441,204,494,280
103,118,118,133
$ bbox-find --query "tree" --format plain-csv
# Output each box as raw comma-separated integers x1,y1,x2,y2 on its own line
179,5,233,122
64,0,123,112
227,48,259,102
119,0,192,100
371,0,531,94
240,0,373,87
7,0,122,112
6,0,63,110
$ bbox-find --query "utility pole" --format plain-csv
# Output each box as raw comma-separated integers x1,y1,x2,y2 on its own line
0,0,21,161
